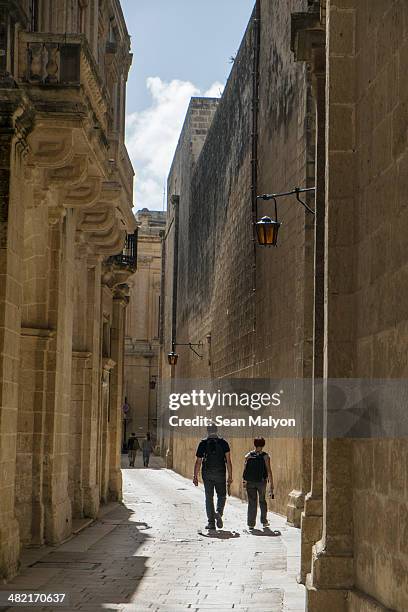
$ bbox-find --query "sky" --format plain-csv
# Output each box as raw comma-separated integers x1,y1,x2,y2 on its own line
120,0,255,211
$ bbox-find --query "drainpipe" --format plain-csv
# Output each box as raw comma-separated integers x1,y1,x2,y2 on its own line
171,194,180,354
166,194,179,469
251,0,261,357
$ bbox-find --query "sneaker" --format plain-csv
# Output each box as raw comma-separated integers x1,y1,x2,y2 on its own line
248,525,255,530
215,512,223,528
205,523,216,530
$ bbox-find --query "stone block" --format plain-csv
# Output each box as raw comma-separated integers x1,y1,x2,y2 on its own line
311,544,353,589
330,9,355,56
398,502,408,556
347,588,396,611
328,152,356,198
373,440,390,496
354,542,375,598
373,549,395,608
330,105,355,151
329,56,356,104
287,489,305,527
392,100,408,159
300,513,323,582
306,574,347,611
0,519,20,580
392,556,408,611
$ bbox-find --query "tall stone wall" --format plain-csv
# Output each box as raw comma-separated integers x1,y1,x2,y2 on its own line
163,0,314,521
124,209,166,440
0,0,135,579
158,97,220,459
324,1,408,610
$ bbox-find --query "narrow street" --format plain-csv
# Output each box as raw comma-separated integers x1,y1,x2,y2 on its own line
2,456,304,612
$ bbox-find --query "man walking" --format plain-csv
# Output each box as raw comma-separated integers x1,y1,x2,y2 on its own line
193,424,233,530
127,432,139,467
142,432,154,467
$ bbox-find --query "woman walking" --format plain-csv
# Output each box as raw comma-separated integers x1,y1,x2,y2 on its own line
242,437,274,529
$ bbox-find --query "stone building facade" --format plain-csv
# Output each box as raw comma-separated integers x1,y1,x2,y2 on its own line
0,0,135,580
159,1,408,611
124,209,165,443
159,4,314,521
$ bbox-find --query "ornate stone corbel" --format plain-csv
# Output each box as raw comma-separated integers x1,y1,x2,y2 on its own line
27,127,74,168
61,176,102,208
98,181,123,206
46,154,88,188
89,228,126,256
77,206,117,233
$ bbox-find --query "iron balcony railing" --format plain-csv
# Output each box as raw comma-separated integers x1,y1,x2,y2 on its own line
107,230,138,270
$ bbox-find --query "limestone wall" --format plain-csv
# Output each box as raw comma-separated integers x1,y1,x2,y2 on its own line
0,0,135,579
325,1,408,610
124,209,165,439
162,0,314,521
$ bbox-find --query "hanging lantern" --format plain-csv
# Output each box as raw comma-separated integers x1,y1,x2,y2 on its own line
255,196,281,246
167,351,179,366
255,216,281,246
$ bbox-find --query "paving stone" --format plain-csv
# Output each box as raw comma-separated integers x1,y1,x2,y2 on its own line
3,458,305,611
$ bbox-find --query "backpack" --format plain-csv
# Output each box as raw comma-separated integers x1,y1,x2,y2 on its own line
202,438,226,470
243,451,268,482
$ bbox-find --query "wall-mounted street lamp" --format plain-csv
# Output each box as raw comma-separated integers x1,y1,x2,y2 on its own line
255,187,315,246
167,341,203,366
168,351,178,366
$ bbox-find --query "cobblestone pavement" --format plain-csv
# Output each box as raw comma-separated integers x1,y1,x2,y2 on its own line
1,455,305,612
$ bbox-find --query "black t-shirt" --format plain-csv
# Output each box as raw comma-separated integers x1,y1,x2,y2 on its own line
127,437,139,451
196,437,230,457
196,437,230,471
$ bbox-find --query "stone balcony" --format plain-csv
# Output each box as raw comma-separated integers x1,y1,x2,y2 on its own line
102,230,138,288
18,32,110,134
9,30,136,256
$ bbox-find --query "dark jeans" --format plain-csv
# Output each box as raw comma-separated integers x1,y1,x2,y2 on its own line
202,470,227,525
247,481,267,527
143,451,150,467
128,449,137,466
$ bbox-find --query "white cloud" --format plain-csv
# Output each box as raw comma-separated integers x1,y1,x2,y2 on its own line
204,81,225,98
126,77,224,211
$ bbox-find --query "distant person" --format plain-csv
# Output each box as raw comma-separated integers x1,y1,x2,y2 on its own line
142,432,155,467
127,433,139,467
242,437,274,529
193,424,233,530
